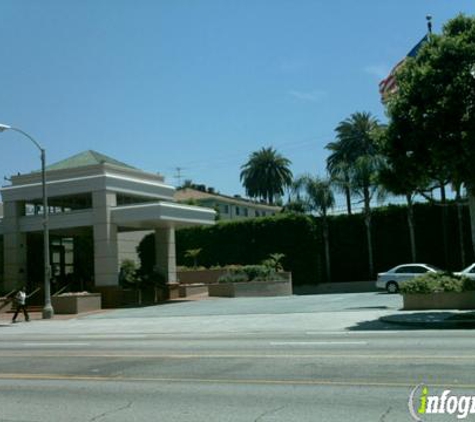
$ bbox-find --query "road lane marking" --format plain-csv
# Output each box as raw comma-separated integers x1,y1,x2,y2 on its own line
23,343,91,347
0,352,473,360
1,373,475,390
270,341,367,346
306,331,405,335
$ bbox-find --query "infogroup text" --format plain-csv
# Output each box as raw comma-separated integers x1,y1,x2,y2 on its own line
409,385,475,420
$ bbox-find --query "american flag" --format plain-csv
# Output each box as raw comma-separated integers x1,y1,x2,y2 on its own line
379,35,428,100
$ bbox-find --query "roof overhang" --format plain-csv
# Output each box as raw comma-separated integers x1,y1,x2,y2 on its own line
112,202,216,229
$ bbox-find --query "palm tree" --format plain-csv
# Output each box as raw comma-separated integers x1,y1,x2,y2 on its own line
240,147,293,204
326,112,381,215
293,174,335,282
351,155,386,278
326,142,353,214
326,112,383,278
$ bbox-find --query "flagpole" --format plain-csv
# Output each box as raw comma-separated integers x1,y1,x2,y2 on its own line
426,15,433,38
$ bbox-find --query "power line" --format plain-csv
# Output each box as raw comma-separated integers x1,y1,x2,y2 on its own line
172,133,334,172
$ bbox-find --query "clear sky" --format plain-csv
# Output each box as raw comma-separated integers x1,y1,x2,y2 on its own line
1,1,474,208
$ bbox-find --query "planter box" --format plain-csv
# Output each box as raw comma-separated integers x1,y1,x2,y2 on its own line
403,292,475,310
177,269,232,285
52,293,102,314
208,279,293,298
178,269,292,286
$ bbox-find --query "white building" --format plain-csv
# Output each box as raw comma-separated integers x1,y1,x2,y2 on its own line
0,151,215,302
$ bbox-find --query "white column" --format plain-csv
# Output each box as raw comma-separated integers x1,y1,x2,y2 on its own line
2,201,27,291
92,191,119,287
154,227,177,284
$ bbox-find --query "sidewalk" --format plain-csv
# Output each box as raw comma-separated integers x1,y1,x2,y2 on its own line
0,309,108,323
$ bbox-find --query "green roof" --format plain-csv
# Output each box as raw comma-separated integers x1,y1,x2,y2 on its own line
46,150,137,171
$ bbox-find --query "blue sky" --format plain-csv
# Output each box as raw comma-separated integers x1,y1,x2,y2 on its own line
1,1,474,208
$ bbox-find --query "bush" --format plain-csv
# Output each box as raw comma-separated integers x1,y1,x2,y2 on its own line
400,272,472,294
218,273,249,284
239,265,272,281
173,214,321,286
217,264,284,283
119,259,141,288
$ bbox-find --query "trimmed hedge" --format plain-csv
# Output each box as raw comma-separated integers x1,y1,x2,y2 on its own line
138,214,322,286
137,202,474,286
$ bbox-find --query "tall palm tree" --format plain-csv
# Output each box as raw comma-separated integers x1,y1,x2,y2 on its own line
326,143,353,215
293,174,335,282
326,112,381,215
351,155,386,278
379,164,419,262
326,111,383,278
240,147,293,204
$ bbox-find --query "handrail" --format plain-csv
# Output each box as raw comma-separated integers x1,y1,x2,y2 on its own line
53,283,72,297
27,287,41,299
3,290,16,298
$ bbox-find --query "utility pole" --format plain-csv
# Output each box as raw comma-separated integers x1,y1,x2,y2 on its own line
174,166,184,187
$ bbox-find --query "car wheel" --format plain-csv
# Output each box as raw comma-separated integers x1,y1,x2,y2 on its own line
386,282,399,294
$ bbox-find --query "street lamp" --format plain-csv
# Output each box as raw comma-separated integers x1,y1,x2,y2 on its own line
0,124,54,319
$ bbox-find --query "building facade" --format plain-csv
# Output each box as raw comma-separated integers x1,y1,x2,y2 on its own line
0,151,215,295
175,188,281,220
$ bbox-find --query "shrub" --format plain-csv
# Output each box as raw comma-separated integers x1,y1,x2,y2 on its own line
217,264,283,283
462,277,475,291
261,253,285,272
400,272,472,294
119,259,141,288
240,265,272,281
218,273,249,284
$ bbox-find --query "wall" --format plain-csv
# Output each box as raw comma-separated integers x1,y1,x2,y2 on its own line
118,230,152,266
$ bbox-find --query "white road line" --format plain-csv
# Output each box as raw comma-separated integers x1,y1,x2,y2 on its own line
22,343,91,347
306,331,404,335
270,341,367,346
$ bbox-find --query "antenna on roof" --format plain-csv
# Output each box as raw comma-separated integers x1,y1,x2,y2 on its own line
174,166,185,187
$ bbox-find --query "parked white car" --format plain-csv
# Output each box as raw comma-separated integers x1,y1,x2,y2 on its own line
376,263,441,293
454,263,475,279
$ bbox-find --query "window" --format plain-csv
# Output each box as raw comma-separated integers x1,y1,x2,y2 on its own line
222,204,229,214
235,206,240,216
395,265,428,274
244,208,248,217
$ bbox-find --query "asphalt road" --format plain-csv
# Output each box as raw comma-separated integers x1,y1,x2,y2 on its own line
0,293,474,421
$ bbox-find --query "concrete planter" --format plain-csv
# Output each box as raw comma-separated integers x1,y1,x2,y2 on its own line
403,292,475,310
52,293,102,314
177,269,230,284
0,298,12,314
208,279,292,298
178,269,292,286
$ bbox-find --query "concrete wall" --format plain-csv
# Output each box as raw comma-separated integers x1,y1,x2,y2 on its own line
208,279,292,298
403,292,475,310
118,230,151,266
51,293,102,314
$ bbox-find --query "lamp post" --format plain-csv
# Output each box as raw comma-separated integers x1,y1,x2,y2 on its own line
0,124,54,319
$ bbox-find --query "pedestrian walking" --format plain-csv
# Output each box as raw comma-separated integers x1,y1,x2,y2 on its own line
12,287,30,323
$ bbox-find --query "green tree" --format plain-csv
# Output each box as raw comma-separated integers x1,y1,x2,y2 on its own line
326,112,381,215
240,147,293,205
378,159,421,262
326,111,384,278
384,14,475,255
184,248,202,269
292,174,335,282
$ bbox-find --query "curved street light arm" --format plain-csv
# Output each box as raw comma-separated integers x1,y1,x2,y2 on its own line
0,124,53,319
